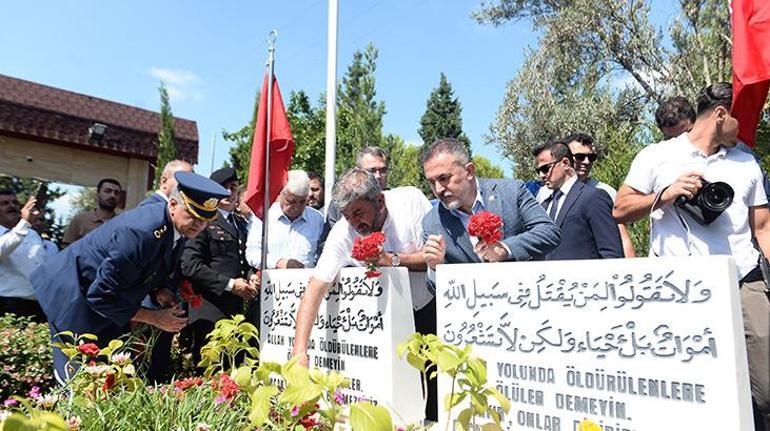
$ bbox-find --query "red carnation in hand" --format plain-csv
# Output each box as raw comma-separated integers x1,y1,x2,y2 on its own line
179,279,202,309
351,232,386,278
468,211,503,244
77,343,100,357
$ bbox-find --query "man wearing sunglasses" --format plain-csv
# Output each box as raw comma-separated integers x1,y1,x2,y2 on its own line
534,140,623,260
565,133,636,258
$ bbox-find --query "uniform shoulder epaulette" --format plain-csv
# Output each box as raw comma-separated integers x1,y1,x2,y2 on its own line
153,224,168,239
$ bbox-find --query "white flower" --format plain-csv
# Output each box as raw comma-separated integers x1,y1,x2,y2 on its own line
110,352,131,365
195,423,211,431
122,364,136,376
67,415,81,430
37,394,58,409
0,410,11,422
84,364,111,376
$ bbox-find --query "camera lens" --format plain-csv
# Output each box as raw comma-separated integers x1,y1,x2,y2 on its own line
699,181,734,211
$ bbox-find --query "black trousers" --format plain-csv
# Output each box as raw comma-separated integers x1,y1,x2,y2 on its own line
0,296,46,323
414,297,437,422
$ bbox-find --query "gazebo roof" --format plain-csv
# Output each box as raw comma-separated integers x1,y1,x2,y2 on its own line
0,74,198,163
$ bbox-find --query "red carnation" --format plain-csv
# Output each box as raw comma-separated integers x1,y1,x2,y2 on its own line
102,373,115,392
351,232,386,278
212,373,239,404
77,343,100,357
174,376,204,392
468,211,503,244
179,279,202,309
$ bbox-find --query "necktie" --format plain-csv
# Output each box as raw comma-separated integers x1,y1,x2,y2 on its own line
228,213,245,243
547,189,563,220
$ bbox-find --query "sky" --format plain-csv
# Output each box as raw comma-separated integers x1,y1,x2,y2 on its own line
0,0,676,219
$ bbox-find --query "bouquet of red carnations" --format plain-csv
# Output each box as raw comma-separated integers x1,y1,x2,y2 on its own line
351,232,386,278
468,211,503,243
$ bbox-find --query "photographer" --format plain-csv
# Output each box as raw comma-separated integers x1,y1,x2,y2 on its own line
614,83,770,430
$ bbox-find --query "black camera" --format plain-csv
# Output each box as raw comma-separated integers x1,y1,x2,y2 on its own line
674,179,734,225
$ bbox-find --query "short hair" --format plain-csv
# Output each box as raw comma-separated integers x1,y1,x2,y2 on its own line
0,188,15,196
655,96,696,129
420,138,470,166
565,132,595,148
307,172,323,183
282,170,310,197
356,146,389,167
163,159,193,176
533,139,573,165
696,83,733,117
332,167,381,210
97,178,121,192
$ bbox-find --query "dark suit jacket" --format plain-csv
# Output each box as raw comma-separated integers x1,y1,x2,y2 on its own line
139,192,167,207
31,202,178,344
422,178,561,292
180,212,252,318
544,179,623,260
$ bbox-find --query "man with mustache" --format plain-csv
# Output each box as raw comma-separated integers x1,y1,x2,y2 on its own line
62,178,122,247
0,189,46,322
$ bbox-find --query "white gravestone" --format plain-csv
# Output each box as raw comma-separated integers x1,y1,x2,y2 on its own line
260,267,425,425
436,257,753,430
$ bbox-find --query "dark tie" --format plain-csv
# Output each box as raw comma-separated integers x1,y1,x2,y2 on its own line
228,213,245,242
547,189,563,220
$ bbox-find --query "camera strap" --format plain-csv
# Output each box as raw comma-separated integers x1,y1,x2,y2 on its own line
651,185,698,256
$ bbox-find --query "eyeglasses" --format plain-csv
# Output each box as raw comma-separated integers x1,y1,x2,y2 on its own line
366,167,389,175
573,153,597,163
535,161,557,175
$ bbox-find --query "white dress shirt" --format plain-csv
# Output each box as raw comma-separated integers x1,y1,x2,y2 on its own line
539,174,578,220
624,133,767,279
245,204,325,269
313,186,434,309
0,219,47,299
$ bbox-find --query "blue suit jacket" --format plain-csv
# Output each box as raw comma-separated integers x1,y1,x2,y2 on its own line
422,178,561,291
544,180,623,260
31,202,178,344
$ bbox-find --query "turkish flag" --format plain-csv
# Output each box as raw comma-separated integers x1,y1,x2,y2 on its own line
244,73,294,219
731,0,770,147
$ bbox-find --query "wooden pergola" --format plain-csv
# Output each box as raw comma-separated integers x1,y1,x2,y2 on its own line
0,74,198,207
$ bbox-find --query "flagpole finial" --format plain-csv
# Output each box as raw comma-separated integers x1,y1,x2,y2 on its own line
267,30,278,51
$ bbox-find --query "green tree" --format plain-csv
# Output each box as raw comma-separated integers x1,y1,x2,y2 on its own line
154,82,178,189
288,91,327,175
473,155,505,179
224,90,259,184
418,73,471,155
382,136,422,190
336,43,387,175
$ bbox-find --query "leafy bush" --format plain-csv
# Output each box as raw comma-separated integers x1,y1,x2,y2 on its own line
0,314,54,400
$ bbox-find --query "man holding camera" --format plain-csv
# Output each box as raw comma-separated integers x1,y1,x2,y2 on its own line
614,82,770,430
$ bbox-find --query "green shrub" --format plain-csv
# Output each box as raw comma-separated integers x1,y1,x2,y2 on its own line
0,314,54,400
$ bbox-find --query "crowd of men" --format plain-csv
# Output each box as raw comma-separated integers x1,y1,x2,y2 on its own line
2,82,770,428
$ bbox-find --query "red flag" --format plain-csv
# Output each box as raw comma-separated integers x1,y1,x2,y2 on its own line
244,73,294,219
731,0,770,147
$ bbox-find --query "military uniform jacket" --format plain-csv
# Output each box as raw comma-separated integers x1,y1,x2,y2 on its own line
30,202,179,344
180,212,251,317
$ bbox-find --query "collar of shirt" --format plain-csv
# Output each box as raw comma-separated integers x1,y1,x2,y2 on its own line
680,133,728,160
218,208,232,220
445,178,485,218
558,174,578,196
270,203,306,224
155,190,170,201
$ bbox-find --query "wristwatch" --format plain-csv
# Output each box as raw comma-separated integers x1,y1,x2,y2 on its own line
390,252,401,267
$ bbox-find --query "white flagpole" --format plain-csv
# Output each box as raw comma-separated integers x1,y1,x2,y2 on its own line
260,30,277,278
324,0,339,209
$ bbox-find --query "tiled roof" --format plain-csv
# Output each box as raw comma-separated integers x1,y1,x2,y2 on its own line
0,74,198,163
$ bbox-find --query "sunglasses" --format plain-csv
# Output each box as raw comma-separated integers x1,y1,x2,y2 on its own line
535,161,557,175
574,153,598,163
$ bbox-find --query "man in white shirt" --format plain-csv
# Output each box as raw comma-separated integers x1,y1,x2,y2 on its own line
0,189,46,322
292,168,432,365
246,170,325,269
614,83,770,428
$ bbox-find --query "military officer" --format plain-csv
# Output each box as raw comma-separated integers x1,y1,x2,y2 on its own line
180,167,258,365
31,172,229,383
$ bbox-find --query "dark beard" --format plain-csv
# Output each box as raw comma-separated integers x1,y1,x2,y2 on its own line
98,200,116,211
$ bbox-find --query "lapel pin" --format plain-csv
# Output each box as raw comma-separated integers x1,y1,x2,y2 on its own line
489,195,495,202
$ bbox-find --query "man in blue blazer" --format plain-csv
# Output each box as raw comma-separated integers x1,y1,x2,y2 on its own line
31,172,228,383
534,140,623,260
421,138,561,291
